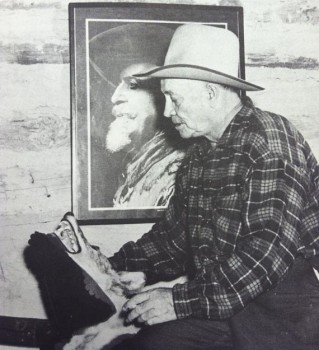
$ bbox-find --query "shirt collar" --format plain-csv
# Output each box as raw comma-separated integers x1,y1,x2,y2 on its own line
216,103,255,147
190,103,255,156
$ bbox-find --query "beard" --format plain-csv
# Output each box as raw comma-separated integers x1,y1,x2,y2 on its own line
105,115,136,153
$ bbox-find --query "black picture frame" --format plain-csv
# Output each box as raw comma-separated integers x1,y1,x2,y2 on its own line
69,2,245,224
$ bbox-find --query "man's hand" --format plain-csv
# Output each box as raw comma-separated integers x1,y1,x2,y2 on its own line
122,287,177,326
118,271,146,294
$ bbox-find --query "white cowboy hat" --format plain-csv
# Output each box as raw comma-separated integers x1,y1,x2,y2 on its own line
89,23,173,87
134,24,263,92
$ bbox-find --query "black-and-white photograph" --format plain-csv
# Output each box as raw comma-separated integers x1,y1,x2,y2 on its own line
85,21,191,217
70,4,245,221
1,1,319,350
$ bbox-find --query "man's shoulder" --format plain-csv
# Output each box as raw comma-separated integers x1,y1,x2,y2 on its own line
252,107,296,135
251,107,307,155
240,106,293,136
226,106,308,163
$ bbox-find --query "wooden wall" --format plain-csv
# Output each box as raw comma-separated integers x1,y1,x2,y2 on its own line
0,0,319,337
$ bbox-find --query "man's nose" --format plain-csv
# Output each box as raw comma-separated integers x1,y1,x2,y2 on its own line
111,84,126,104
163,98,175,118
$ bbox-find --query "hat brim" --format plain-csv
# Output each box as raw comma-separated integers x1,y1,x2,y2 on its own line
89,24,174,87
134,64,264,92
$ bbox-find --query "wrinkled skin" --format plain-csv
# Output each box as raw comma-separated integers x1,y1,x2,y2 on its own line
123,287,176,326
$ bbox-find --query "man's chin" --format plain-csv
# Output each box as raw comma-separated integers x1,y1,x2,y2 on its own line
105,136,132,154
106,143,130,154
105,119,135,153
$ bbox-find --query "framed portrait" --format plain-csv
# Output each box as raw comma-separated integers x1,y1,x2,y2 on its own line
70,3,245,223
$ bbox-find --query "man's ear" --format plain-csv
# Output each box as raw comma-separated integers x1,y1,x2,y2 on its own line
206,83,219,108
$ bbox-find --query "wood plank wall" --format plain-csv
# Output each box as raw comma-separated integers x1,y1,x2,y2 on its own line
0,0,318,328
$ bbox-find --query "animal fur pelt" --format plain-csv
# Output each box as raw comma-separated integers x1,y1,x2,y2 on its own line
27,212,186,350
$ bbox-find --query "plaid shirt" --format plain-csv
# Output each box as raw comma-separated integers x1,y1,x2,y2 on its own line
110,104,319,320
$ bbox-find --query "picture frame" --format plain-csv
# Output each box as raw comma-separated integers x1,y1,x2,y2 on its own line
69,2,245,223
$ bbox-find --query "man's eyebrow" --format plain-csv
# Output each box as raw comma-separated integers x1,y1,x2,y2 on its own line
161,88,173,96
123,76,137,83
123,76,144,87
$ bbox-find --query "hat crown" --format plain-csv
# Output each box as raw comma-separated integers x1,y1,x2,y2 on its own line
89,23,173,85
165,24,240,78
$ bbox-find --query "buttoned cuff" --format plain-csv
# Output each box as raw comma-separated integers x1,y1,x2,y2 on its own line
172,281,202,319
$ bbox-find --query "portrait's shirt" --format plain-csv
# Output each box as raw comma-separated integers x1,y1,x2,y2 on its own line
110,105,319,320
113,131,186,208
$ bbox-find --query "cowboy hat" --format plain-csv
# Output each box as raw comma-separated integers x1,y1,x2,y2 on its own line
134,24,263,91
89,23,174,87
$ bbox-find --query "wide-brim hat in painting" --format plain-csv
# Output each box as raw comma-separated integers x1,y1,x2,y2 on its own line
134,24,263,92
89,23,174,87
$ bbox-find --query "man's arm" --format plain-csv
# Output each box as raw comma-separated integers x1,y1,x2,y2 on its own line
172,156,307,320
109,179,189,284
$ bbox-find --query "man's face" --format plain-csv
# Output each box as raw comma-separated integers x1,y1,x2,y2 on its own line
161,79,218,140
106,63,158,153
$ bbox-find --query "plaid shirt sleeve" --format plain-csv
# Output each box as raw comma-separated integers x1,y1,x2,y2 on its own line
173,154,308,320
109,178,189,283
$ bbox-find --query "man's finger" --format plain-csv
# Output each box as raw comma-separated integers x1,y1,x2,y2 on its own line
145,315,163,326
137,308,157,323
119,271,145,283
126,300,153,323
118,272,135,284
122,291,150,312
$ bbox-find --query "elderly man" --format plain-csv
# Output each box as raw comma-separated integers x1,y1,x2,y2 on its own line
89,24,187,208
107,24,319,350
